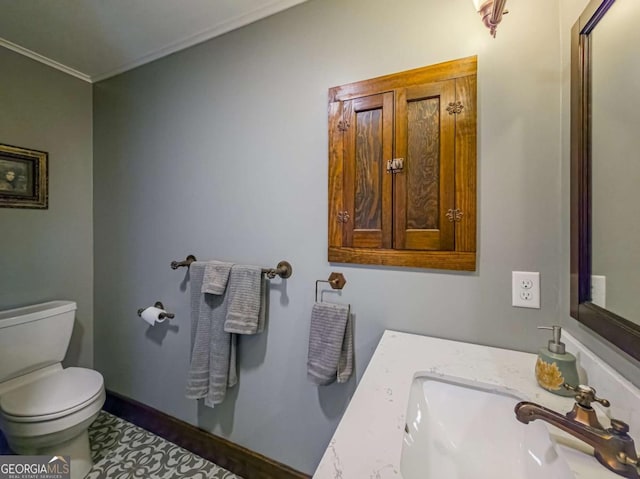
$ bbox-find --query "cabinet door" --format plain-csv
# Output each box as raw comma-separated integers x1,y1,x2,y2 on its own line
394,81,455,251
328,56,477,271
342,92,394,249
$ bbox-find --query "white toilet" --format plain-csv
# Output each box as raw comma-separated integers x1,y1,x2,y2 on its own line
0,301,105,479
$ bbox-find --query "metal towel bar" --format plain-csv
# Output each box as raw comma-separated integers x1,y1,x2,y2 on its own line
170,255,293,279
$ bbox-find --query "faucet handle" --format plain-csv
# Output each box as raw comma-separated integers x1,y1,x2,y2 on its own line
564,384,611,408
610,419,630,436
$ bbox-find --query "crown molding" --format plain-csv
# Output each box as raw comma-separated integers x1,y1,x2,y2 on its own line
0,37,92,83
1,0,307,84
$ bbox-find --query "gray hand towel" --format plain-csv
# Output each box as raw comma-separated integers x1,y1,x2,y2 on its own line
307,302,353,385
337,311,354,383
224,265,265,335
202,261,233,295
186,262,237,407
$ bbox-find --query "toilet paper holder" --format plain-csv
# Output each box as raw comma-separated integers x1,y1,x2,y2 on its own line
137,302,175,320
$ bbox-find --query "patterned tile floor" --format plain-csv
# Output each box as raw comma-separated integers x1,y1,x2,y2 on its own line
87,411,242,479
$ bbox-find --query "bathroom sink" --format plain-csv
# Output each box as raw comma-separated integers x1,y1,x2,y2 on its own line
401,376,574,479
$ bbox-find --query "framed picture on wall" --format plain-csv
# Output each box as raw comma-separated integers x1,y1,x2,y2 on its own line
0,143,48,209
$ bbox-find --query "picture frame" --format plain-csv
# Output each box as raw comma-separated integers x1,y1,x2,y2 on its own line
0,143,48,209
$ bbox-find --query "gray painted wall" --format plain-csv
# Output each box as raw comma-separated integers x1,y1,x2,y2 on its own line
0,48,94,368
93,0,640,474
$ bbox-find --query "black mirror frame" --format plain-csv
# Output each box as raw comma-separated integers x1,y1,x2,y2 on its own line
571,0,640,362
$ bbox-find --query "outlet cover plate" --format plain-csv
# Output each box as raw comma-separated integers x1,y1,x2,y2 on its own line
512,271,540,309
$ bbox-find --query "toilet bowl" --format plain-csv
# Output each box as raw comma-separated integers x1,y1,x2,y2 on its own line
0,301,106,479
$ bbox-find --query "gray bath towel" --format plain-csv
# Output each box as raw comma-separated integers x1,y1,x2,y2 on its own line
186,262,237,407
202,261,233,295
307,302,354,385
224,265,266,335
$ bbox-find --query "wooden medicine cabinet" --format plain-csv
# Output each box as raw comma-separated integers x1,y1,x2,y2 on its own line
328,56,477,271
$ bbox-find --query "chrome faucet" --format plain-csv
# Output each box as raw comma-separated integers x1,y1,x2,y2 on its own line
514,385,639,479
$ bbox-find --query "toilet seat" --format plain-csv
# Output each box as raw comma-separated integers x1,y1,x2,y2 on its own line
0,367,104,422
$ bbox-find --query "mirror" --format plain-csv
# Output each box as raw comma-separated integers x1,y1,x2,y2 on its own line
571,0,640,361
590,0,640,322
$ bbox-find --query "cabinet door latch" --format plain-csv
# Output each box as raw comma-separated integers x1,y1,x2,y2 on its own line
386,158,404,174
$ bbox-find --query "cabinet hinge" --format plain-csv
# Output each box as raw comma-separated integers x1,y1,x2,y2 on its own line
446,101,464,115
446,208,463,222
337,119,350,131
337,211,350,223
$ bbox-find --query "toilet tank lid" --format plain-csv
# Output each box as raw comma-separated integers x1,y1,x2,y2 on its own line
0,301,76,329
0,367,103,418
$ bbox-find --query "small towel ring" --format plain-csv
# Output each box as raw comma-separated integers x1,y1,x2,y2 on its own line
315,272,347,302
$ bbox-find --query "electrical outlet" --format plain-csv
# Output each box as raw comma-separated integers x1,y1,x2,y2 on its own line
520,279,533,289
512,271,540,309
520,290,532,301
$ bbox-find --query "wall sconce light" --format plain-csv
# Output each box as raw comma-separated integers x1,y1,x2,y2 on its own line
472,0,508,37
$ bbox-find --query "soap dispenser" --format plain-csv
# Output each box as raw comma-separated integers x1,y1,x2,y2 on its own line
535,326,580,397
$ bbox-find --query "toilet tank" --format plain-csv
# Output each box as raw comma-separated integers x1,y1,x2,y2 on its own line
0,301,76,383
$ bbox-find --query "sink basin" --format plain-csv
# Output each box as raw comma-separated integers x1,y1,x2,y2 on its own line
401,376,574,479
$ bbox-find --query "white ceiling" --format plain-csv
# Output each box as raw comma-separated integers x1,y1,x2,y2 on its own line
0,0,308,83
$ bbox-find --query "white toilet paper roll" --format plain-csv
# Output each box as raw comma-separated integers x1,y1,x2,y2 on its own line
141,306,167,326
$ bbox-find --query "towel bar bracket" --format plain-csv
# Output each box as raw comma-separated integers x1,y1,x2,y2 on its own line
266,261,293,279
171,255,197,270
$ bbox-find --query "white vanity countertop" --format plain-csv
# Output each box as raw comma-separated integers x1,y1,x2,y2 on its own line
313,330,635,479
